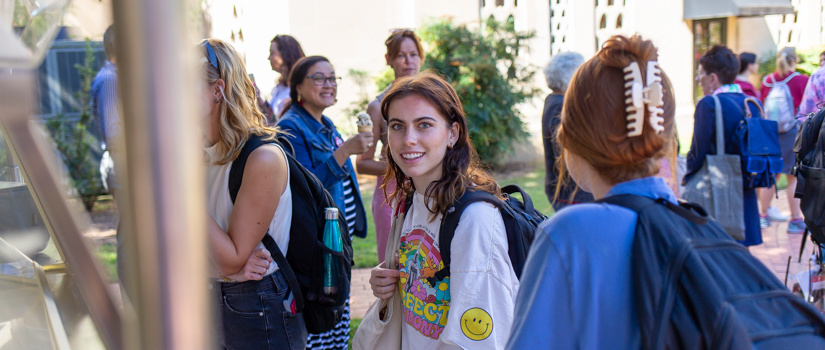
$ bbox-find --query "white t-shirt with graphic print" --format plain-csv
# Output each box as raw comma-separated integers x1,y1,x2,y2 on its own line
398,191,518,350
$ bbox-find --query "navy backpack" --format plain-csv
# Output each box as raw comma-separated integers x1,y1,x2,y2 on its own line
597,194,825,349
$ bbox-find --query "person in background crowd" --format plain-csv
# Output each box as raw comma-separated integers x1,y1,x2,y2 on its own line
90,24,133,296
369,71,518,349
507,34,675,348
541,52,593,210
690,45,763,246
798,50,825,120
268,34,305,122
200,38,307,350
759,47,809,233
276,55,370,350
356,29,424,263
735,52,761,100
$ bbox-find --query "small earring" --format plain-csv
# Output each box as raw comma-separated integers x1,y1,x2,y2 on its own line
214,98,220,104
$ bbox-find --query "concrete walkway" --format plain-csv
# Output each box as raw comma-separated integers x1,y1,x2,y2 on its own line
348,187,818,320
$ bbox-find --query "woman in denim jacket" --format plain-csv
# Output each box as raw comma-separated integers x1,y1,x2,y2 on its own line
276,55,370,349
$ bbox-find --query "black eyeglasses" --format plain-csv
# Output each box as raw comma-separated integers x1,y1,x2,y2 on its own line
305,73,341,86
202,40,220,72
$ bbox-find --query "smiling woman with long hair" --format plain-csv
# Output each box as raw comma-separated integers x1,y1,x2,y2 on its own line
367,71,518,349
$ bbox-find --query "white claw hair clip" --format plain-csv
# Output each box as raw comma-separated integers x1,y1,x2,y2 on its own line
622,61,665,137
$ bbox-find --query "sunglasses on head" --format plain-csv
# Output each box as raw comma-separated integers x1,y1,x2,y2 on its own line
202,40,221,72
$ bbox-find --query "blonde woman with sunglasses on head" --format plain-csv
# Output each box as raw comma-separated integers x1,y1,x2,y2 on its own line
200,38,307,350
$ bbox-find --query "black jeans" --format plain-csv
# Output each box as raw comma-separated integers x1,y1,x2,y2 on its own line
214,270,307,350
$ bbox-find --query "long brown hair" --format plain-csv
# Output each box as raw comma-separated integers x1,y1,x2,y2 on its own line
272,34,305,85
381,71,501,220
555,35,676,200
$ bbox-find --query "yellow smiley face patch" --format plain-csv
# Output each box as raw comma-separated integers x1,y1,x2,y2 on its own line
460,308,493,341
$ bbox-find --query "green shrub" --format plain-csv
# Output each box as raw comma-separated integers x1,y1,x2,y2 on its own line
420,17,540,166
46,39,102,211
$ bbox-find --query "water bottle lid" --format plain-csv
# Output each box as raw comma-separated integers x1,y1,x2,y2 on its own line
325,207,339,220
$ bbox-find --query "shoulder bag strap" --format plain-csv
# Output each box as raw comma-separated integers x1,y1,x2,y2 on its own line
710,94,726,155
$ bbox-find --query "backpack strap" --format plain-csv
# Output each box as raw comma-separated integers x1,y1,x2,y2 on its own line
426,189,503,286
596,194,709,225
228,135,268,202
227,134,306,312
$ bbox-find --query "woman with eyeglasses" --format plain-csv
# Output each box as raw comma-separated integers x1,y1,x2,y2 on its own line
356,29,424,265
276,55,371,349
200,38,307,350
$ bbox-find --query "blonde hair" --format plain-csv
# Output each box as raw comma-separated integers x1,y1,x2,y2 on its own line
776,47,798,76
199,38,280,165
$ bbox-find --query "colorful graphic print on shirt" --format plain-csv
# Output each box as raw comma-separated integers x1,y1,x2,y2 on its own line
398,227,451,340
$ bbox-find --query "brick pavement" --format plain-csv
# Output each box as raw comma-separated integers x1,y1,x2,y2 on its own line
348,186,818,320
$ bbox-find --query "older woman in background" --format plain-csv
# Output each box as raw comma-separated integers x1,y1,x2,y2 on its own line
356,29,424,263
276,55,371,350
541,52,592,210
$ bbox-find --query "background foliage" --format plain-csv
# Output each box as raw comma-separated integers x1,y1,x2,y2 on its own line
46,39,103,211
418,17,540,166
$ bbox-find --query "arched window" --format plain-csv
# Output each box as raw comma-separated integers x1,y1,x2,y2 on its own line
616,14,623,28
514,0,518,6
495,0,503,7
595,0,599,6
788,30,793,43
482,0,486,7
608,0,614,5
794,11,798,23
599,14,607,29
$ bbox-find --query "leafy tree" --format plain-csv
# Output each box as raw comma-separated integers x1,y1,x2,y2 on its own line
46,39,103,211
343,68,372,119
420,17,540,166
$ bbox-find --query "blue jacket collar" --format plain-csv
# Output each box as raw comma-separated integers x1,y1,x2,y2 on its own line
290,105,333,134
606,177,678,204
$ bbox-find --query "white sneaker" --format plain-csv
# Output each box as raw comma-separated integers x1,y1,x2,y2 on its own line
767,206,790,222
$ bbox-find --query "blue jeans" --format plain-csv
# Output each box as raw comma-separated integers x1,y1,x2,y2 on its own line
214,270,307,350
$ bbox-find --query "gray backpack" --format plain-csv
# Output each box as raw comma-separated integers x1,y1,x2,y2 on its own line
762,72,800,133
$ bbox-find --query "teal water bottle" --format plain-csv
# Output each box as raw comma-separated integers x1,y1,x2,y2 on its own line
323,207,343,296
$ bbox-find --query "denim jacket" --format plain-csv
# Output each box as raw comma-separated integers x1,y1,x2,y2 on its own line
277,105,367,238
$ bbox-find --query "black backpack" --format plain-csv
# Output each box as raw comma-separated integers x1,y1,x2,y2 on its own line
405,184,546,285
793,106,825,245
597,194,825,349
228,134,353,334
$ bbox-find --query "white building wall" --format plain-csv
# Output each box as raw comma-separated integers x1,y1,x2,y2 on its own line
207,0,478,128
